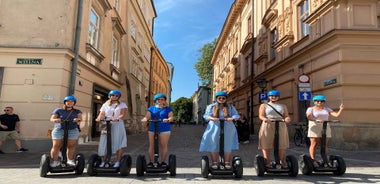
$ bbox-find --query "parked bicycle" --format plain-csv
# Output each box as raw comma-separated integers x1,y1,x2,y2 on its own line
293,123,310,147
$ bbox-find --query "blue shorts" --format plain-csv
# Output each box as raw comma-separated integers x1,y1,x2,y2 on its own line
51,128,79,140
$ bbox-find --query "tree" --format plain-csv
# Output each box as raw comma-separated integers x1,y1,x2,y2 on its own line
170,97,193,123
194,38,217,88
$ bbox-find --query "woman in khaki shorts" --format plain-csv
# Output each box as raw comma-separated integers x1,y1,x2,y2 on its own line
306,95,344,167
258,89,292,169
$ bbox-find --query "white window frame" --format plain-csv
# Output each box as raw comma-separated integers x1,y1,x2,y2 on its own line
299,0,310,38
88,9,100,49
111,36,119,68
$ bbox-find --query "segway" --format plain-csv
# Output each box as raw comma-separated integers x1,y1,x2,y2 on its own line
87,119,132,176
299,120,346,175
136,119,176,176
255,120,298,177
201,119,243,178
40,120,85,177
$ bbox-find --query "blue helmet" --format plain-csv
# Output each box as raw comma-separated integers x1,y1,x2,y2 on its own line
267,89,280,97
108,89,121,97
215,91,228,98
63,95,77,104
153,93,167,101
313,95,326,102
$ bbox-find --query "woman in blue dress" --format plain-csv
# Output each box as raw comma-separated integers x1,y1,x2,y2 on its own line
199,91,240,169
141,93,174,167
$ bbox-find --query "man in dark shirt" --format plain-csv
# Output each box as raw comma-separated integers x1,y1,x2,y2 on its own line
0,106,28,153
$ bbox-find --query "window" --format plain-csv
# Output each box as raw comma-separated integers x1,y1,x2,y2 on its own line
270,28,278,60
114,0,120,13
88,9,100,48
299,0,310,37
111,37,119,68
247,16,252,34
130,17,136,39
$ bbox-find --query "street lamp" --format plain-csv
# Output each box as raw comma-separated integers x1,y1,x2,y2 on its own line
256,77,268,103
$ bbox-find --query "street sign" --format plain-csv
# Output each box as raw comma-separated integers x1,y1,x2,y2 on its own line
299,92,312,101
259,92,267,102
298,74,310,83
298,83,311,88
299,87,311,92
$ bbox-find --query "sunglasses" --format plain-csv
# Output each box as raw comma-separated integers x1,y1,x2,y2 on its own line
217,97,226,100
110,94,120,97
315,100,325,102
4,109,11,112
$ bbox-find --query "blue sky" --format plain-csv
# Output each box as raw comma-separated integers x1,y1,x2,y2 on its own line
153,0,234,102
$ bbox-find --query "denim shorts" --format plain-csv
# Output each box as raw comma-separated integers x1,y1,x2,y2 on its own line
51,128,79,140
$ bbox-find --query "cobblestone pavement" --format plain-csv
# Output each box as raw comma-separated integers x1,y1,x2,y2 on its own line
0,124,379,183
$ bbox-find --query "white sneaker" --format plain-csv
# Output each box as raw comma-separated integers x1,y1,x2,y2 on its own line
99,162,105,167
67,160,76,166
113,162,120,168
50,161,60,167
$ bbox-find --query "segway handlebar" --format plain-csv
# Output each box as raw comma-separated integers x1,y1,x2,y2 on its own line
270,119,285,122
316,120,340,124
148,119,162,123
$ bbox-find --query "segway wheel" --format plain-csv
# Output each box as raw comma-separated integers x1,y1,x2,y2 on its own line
39,154,50,177
136,155,145,176
75,153,85,175
286,155,298,177
168,154,176,176
232,156,243,178
87,154,101,176
255,155,265,177
120,154,132,176
201,155,209,178
331,155,346,176
299,154,313,175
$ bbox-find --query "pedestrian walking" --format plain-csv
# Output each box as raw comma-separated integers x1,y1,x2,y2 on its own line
0,106,28,154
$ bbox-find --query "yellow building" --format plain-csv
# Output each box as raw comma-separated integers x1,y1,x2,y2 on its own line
212,0,380,150
150,46,171,106
0,0,170,151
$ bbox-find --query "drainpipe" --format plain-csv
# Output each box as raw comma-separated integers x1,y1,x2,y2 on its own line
69,0,83,95
250,0,255,134
148,46,154,107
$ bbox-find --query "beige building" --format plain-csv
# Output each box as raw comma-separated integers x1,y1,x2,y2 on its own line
212,0,380,150
150,46,171,106
0,0,170,151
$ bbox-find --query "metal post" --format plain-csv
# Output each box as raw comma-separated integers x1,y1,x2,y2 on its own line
250,0,255,134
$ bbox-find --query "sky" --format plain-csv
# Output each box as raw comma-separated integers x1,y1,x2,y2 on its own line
153,0,234,102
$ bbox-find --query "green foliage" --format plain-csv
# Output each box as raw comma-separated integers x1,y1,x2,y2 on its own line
170,97,193,123
194,38,217,88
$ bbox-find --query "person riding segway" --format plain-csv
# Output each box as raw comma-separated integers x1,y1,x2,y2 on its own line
200,91,243,178
255,90,298,177
300,95,345,175
137,93,176,176
87,90,132,176
40,96,85,177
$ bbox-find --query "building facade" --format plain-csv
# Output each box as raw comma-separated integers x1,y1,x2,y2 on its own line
0,0,170,151
150,46,171,106
192,86,211,125
212,0,380,150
